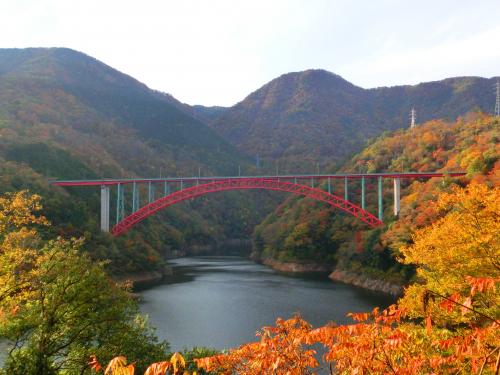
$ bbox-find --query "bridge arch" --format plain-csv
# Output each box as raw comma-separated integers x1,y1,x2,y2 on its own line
111,178,383,236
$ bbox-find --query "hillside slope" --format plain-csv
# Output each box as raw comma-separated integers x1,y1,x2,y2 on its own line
252,113,499,289
211,70,498,172
0,48,277,275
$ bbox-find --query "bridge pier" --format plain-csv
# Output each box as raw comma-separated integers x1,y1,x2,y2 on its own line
393,178,401,216
116,183,125,224
132,182,138,212
361,176,365,210
378,177,383,221
164,181,169,196
344,177,348,201
100,185,110,232
148,182,154,203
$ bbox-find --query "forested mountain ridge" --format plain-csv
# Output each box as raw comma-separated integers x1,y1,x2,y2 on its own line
0,47,497,283
252,113,499,286
0,47,276,276
0,47,242,171
210,69,498,172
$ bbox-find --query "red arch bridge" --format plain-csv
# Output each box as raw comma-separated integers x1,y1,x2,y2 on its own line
51,172,465,236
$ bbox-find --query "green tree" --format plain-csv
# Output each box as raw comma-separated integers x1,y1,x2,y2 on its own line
0,191,168,374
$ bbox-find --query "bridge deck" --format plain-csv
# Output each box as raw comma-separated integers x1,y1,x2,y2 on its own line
51,172,466,186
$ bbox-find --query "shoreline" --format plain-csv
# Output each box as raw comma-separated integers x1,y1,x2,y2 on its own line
259,257,403,296
328,269,404,297
112,266,173,291
119,255,404,297
260,258,332,273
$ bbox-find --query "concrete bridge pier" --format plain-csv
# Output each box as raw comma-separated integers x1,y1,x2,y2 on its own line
393,178,401,216
100,185,110,232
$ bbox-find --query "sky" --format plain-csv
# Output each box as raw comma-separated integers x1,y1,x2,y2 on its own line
1,0,500,106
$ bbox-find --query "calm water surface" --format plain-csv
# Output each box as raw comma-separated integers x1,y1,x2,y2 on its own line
139,256,395,351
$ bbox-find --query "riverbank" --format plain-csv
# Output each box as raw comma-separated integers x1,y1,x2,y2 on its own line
112,265,173,291
258,258,404,296
130,253,404,297
328,269,404,296
261,258,332,273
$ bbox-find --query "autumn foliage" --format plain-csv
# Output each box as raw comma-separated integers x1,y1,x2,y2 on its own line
144,183,497,374
91,352,191,375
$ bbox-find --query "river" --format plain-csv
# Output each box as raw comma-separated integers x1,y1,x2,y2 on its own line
139,256,395,351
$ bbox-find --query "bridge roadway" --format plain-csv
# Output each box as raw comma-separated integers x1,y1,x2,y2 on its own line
51,172,465,186
51,172,466,235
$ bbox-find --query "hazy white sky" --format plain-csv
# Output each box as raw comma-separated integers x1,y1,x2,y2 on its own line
1,0,499,106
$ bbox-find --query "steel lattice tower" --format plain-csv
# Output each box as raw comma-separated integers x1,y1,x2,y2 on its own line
410,107,417,128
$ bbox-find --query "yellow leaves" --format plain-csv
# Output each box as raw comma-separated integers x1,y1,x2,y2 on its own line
98,353,190,375
0,191,48,235
104,356,134,375
170,352,186,374
143,361,170,375
399,183,500,324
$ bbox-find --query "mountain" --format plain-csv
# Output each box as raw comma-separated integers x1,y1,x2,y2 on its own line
0,48,247,175
210,69,498,172
1,47,497,282
191,105,227,123
0,47,276,276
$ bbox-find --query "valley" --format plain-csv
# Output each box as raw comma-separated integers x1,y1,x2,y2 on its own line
0,47,498,374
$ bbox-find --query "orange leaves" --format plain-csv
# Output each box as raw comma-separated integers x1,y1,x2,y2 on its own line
104,356,134,375
192,299,499,374
347,311,370,322
94,353,191,375
143,361,170,375
466,276,498,296
196,315,318,375
89,355,102,372
97,302,499,375
11,305,20,316
425,315,432,335
439,293,460,313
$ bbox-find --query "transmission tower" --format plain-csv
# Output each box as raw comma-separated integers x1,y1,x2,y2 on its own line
495,80,500,117
410,107,417,128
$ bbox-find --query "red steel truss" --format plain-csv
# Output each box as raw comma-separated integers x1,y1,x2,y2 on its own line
111,178,383,236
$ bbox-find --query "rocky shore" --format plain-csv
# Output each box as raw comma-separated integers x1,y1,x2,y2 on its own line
328,269,403,296
261,258,332,273
260,258,404,296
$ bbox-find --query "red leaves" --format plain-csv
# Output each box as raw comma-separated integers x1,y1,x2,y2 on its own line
348,312,370,322
466,276,498,296
438,293,460,313
89,355,102,372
